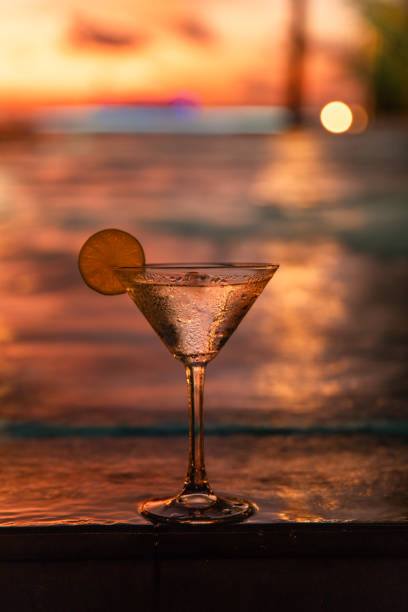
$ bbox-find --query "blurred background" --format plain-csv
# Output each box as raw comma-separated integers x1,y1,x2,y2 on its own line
0,0,407,524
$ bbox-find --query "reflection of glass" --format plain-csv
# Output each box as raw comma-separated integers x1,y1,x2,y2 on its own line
115,263,278,524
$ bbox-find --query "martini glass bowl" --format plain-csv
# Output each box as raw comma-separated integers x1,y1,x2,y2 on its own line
114,263,278,525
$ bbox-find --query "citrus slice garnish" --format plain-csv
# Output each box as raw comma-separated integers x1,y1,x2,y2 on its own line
78,229,145,295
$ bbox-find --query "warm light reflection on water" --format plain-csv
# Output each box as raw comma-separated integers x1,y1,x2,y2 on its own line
0,130,407,524
255,242,347,407
252,130,352,208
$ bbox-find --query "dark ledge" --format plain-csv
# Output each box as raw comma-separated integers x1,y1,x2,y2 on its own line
1,522,408,561
1,523,408,611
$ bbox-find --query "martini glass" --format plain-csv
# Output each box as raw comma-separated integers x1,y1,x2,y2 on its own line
114,263,278,524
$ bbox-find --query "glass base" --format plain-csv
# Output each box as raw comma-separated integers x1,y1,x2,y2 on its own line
140,492,257,525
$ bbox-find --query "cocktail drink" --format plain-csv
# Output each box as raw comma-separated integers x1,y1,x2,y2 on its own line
121,265,272,364
79,230,278,524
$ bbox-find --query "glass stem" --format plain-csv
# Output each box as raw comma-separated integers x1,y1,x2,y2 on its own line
182,364,212,495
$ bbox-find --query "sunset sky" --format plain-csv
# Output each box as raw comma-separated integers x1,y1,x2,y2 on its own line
0,0,366,109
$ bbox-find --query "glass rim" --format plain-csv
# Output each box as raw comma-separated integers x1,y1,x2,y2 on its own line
113,262,279,271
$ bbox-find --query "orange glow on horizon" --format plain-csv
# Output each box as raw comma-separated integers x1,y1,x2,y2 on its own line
0,0,366,110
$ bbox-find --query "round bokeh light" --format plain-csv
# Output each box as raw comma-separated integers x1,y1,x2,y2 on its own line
320,101,353,134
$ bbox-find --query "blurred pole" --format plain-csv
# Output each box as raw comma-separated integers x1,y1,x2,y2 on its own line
286,0,308,126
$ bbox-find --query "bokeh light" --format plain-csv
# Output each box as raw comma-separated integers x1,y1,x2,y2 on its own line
320,101,353,134
349,104,369,134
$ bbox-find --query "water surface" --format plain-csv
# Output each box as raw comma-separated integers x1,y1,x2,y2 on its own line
0,129,407,524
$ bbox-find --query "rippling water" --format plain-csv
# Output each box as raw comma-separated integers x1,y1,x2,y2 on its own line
0,128,407,524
